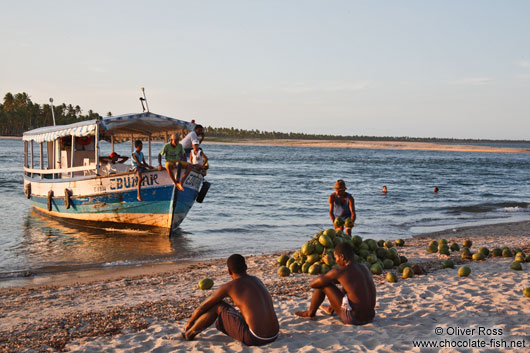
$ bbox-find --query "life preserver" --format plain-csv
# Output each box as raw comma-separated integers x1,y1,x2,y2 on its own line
24,183,31,199
78,136,93,146
64,189,71,209
47,190,54,211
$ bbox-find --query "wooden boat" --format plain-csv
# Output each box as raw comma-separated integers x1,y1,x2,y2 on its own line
22,112,209,233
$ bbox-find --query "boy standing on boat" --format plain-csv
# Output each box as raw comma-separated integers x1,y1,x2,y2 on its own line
183,254,279,346
181,124,204,158
158,133,189,191
132,140,154,201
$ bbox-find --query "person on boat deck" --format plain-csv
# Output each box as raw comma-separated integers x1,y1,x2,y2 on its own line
157,133,190,191
295,242,376,326
181,124,204,158
329,179,356,235
100,152,128,164
132,140,154,202
190,146,209,176
183,254,280,346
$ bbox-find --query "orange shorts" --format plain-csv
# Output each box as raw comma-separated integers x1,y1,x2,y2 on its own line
165,161,188,169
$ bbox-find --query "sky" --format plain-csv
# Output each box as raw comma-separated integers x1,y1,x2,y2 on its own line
1,0,529,139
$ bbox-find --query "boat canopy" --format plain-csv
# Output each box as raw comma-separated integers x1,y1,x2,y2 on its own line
100,112,194,142
22,113,195,143
23,120,98,143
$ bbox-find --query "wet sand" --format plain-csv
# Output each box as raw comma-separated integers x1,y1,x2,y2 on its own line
0,221,529,352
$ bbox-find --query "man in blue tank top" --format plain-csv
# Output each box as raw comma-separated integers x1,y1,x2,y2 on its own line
329,179,356,233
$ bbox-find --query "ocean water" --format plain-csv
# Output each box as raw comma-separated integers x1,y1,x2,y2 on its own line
1,139,529,282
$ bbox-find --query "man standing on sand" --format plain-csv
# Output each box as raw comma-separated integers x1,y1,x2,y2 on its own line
183,254,280,346
295,242,376,325
329,179,356,229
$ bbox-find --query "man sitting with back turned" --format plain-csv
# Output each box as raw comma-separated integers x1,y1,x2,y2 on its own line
295,242,376,325
183,254,280,346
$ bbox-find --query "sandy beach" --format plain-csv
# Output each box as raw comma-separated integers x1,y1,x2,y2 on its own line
0,221,529,352
207,139,530,154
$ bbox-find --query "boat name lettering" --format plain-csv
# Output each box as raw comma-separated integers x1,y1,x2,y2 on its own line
93,185,106,192
184,173,201,190
109,174,159,190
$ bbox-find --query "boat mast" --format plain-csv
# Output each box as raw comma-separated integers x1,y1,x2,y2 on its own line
140,87,150,112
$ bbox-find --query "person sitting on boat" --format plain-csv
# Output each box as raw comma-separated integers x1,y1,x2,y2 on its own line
101,152,128,164
329,179,356,235
182,254,280,346
157,133,189,191
132,140,154,201
295,242,376,325
181,124,204,158
190,146,209,176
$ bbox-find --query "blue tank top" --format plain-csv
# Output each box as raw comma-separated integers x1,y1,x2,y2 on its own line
333,192,352,218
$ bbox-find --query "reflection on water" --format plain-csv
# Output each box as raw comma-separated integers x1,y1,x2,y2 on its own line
15,210,198,276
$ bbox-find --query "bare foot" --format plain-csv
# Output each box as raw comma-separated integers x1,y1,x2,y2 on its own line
137,195,144,201
176,183,184,191
182,330,197,341
320,305,334,315
295,310,315,319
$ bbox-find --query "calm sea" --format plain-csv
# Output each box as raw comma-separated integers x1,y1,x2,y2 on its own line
1,139,529,283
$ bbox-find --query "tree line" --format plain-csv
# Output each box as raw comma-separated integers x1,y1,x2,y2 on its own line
1,92,527,144
0,92,102,136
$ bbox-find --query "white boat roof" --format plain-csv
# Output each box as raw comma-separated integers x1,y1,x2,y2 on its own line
23,112,195,143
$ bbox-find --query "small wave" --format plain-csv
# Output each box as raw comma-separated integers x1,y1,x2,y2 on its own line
503,206,529,213
446,202,530,214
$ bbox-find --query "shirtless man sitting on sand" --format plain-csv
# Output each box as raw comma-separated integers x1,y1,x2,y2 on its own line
295,242,376,325
183,254,280,346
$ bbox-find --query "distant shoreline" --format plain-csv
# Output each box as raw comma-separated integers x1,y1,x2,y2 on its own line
4,135,529,153
206,138,530,154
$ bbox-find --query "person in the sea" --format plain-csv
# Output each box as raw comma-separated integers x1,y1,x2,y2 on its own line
295,242,376,325
131,140,154,201
181,124,204,158
157,133,189,191
182,254,280,346
434,187,439,193
329,179,356,229
100,152,128,164
382,185,387,194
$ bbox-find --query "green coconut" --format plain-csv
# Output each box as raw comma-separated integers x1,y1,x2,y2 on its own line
323,228,336,238
198,278,214,290
427,244,438,253
510,262,522,271
458,266,471,277
333,217,345,228
308,264,321,275
319,234,334,248
366,254,378,264
472,253,485,261
402,267,414,279
301,242,315,256
352,235,363,246
386,272,398,283
383,259,394,269
377,240,385,247
442,259,455,269
359,249,371,259
365,239,378,251
450,243,460,252
439,247,451,256
286,257,296,267
322,253,335,266
463,239,472,248
394,239,405,247
461,251,473,260
320,264,331,274
370,263,383,275
277,266,290,277
398,262,411,273
301,262,311,273
478,247,490,257
400,255,408,263
502,248,513,258
376,247,388,259
289,262,300,274
277,255,289,266
391,255,401,267
491,248,502,257
523,287,530,298
384,240,394,249
429,240,439,248
525,254,530,263
344,218,354,228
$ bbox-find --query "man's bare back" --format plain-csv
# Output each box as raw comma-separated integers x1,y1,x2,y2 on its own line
295,242,376,325
183,254,279,346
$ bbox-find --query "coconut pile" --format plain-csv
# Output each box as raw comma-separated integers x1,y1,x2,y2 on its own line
276,227,413,283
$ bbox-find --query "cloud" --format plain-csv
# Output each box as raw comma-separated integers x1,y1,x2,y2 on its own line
518,60,530,69
448,77,492,86
89,66,107,73
281,81,373,94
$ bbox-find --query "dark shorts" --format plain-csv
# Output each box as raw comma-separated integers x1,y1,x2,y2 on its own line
134,166,147,174
338,297,374,325
216,304,278,346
